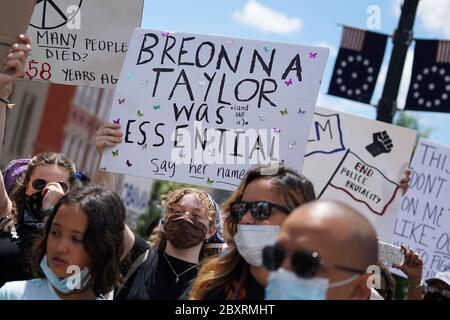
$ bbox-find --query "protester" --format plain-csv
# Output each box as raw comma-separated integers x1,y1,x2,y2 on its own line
188,165,316,300
113,187,223,300
263,200,377,300
424,271,450,301
392,245,424,300
0,153,76,287
0,185,125,299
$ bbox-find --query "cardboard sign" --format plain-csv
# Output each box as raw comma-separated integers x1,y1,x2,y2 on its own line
100,29,329,190
393,139,450,279
25,0,143,88
303,107,417,242
0,0,36,74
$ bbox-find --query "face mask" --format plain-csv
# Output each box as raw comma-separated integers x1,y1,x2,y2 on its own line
233,225,280,267
164,213,208,249
40,255,91,294
23,191,44,229
265,268,360,300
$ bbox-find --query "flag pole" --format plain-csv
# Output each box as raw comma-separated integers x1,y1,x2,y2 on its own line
376,0,420,123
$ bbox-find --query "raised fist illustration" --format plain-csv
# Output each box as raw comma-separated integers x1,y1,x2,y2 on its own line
365,130,393,157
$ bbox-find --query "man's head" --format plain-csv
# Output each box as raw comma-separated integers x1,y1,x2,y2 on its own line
264,200,378,300
424,271,450,300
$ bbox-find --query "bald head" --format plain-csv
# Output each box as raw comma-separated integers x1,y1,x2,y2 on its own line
283,200,378,270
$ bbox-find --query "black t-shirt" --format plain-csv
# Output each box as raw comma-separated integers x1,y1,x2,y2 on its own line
208,267,265,300
114,233,150,300
123,248,198,300
0,223,41,288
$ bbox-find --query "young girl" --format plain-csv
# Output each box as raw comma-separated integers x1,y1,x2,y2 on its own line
119,187,224,300
0,153,77,287
0,185,125,299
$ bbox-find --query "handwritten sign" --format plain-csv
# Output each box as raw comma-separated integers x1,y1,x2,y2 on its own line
100,29,329,190
303,107,417,242
119,175,152,230
393,139,450,279
25,0,143,88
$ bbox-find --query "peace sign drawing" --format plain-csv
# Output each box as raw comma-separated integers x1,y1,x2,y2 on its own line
29,0,83,30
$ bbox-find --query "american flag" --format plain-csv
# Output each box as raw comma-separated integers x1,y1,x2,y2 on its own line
405,39,450,113
328,27,388,104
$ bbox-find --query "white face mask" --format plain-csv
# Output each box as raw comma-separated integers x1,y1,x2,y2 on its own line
233,225,280,267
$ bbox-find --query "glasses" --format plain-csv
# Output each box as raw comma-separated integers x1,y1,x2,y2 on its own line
262,244,366,279
230,200,291,221
32,178,69,193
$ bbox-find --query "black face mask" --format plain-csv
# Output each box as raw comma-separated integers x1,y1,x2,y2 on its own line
23,191,44,229
423,292,450,301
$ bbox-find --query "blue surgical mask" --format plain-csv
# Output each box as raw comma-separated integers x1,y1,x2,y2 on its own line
40,255,91,294
265,268,359,300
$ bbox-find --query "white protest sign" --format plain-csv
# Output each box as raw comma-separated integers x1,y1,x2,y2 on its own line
25,0,143,88
302,107,417,242
100,28,329,190
120,175,152,230
393,139,450,279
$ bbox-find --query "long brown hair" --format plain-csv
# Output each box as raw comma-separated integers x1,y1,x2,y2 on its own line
148,188,219,259
2,152,76,232
189,165,316,299
31,185,125,296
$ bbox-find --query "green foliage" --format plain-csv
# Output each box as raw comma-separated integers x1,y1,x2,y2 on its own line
394,111,432,143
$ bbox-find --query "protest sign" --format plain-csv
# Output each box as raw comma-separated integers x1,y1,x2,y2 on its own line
119,175,152,230
393,139,450,279
100,28,329,190
303,107,417,242
0,0,36,74
24,0,143,88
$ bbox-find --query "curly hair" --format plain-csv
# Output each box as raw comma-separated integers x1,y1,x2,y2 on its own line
31,185,125,296
189,164,316,299
2,152,76,232
148,188,218,259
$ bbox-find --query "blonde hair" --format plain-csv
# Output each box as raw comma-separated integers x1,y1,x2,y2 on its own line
189,165,316,299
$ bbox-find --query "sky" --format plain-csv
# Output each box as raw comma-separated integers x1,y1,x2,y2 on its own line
140,0,450,147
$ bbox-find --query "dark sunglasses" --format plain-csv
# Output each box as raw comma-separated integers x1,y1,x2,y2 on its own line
263,244,366,279
32,178,69,193
230,200,291,221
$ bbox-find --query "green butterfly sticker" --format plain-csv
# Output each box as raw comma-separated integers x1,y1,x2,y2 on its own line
112,149,119,157
153,104,160,110
206,178,214,186
280,108,288,116
137,110,144,117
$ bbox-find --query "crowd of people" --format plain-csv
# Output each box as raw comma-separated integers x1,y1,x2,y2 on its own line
0,36,449,301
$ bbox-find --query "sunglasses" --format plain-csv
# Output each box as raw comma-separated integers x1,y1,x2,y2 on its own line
230,200,291,221
262,244,366,279
32,178,69,193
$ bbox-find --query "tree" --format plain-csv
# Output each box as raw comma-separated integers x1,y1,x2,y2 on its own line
394,111,432,143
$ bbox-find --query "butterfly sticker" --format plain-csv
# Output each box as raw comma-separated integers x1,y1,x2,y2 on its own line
272,128,281,134
206,178,214,186
199,80,206,86
263,46,271,52
153,104,160,110
141,80,148,88
208,149,215,157
259,114,266,122
112,150,119,157
127,74,134,80
162,31,170,38
142,143,148,151
137,110,144,117
179,149,186,158
118,98,125,105
113,118,120,124
284,78,293,86
288,142,296,150
280,108,288,116
309,52,318,59
298,108,306,115
126,160,132,167
225,40,233,45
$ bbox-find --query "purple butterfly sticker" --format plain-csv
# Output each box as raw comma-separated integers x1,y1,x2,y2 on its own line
126,160,132,167
118,98,125,105
272,128,281,134
284,78,293,86
162,32,170,38
309,52,318,59
113,118,120,124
